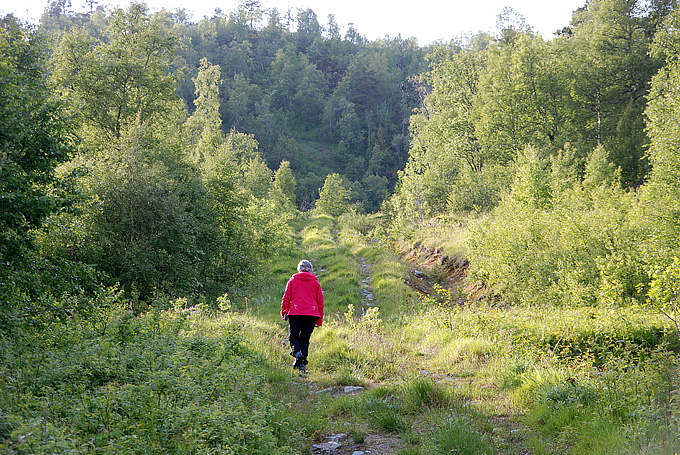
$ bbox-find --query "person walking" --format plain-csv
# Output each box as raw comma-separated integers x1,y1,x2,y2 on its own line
281,259,324,373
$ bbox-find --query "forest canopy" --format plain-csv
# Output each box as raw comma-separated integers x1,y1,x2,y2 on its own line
37,0,428,210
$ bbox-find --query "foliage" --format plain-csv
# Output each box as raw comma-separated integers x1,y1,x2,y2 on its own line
0,16,91,336
185,57,223,161
647,258,680,338
446,164,511,214
272,160,296,206
3,213,680,455
52,3,178,146
388,43,487,225
583,144,620,191
199,129,291,292
6,1,680,453
41,2,430,211
315,173,351,217
80,122,217,299
0,17,74,268
509,145,552,209
41,3,299,300
0,251,103,333
560,0,665,186
400,293,680,453
388,0,674,241
0,299,310,454
641,6,680,272
467,181,646,306
475,25,566,161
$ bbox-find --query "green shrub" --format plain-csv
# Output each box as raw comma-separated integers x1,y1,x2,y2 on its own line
466,182,646,307
0,300,312,454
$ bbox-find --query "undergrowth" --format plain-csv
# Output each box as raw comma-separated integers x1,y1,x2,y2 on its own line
0,301,311,454
2,213,679,454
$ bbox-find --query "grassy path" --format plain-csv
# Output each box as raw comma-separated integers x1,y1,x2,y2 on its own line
2,216,675,453
3,213,674,453
237,214,532,455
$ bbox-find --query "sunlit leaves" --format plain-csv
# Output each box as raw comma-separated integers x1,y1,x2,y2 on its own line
316,173,350,217
641,7,680,270
272,160,296,205
510,145,552,209
53,3,177,144
186,57,223,161
648,257,680,337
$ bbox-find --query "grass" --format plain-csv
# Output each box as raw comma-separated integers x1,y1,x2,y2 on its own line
427,415,495,455
2,212,679,454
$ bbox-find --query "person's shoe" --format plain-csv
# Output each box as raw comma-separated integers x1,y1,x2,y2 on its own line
293,351,305,369
298,363,306,374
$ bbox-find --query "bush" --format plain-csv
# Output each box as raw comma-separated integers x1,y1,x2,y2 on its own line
467,185,645,306
315,173,351,217
446,164,511,213
0,299,309,454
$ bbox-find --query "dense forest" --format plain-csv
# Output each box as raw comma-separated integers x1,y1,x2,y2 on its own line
40,0,428,210
2,0,680,453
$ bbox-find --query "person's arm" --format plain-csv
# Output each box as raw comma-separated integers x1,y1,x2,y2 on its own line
315,283,324,326
281,278,293,319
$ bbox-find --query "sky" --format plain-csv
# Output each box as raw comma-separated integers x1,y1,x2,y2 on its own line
3,0,588,44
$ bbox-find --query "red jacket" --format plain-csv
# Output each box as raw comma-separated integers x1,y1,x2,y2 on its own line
281,271,324,325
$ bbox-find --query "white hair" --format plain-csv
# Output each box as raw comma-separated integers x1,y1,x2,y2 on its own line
297,260,313,273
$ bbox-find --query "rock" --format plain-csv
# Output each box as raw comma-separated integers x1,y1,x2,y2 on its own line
327,433,346,442
315,387,334,394
344,386,364,394
311,442,341,453
351,452,365,455
311,434,347,453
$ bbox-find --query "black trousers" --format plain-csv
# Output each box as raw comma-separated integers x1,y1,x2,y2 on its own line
288,315,318,364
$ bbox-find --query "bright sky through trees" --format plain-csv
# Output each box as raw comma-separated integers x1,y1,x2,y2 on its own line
6,0,586,43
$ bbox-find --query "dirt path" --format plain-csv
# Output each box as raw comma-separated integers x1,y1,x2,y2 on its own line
309,255,406,455
400,247,533,455
311,431,405,455
358,256,375,308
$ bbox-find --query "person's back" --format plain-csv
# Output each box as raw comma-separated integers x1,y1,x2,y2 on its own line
281,260,324,373
282,271,323,319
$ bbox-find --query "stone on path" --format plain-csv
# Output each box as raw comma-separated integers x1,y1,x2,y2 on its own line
315,387,334,394
311,434,347,454
344,386,364,394
311,441,340,453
